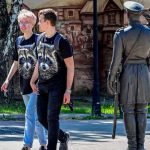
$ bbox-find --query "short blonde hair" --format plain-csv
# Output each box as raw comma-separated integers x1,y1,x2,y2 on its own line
18,9,37,26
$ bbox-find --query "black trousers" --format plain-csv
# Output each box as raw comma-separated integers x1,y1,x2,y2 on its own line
37,86,66,150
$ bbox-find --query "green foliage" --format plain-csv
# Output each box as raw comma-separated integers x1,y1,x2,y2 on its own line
61,101,91,114
0,100,149,115
0,101,25,114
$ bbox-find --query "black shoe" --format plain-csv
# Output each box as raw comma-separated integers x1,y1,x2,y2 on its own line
21,146,30,150
39,146,47,150
59,132,70,150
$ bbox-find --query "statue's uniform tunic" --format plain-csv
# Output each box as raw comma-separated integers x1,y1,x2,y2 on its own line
110,22,150,105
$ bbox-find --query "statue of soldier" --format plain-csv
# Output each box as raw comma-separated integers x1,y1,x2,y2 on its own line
107,1,150,150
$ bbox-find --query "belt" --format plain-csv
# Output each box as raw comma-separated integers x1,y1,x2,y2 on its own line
126,59,146,64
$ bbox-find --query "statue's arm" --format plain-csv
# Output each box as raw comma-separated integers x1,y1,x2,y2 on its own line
109,32,123,82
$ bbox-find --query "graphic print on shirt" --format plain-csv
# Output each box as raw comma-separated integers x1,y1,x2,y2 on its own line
37,42,58,80
18,43,36,79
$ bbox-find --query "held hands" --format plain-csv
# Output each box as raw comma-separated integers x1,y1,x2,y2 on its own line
1,80,9,92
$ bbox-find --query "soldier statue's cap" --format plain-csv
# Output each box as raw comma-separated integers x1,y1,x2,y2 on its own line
124,1,144,14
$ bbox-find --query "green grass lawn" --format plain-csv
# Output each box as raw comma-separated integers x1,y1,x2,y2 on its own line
0,100,150,115
61,101,91,114
0,101,25,114
0,101,92,114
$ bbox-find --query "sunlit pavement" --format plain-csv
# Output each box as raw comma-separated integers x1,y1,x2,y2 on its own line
0,119,149,150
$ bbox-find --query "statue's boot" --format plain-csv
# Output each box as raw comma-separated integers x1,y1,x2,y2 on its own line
136,104,147,150
122,105,137,150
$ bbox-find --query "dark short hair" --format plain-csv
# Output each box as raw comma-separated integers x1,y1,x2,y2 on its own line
38,9,57,26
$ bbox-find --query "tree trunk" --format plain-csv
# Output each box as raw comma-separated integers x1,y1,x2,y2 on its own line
0,0,23,101
0,0,9,100
3,0,23,60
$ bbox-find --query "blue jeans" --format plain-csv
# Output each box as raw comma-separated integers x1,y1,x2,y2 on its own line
22,92,47,148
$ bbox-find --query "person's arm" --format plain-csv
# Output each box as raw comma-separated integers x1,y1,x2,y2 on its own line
64,56,74,90
63,56,74,104
59,37,74,104
1,61,18,92
30,62,39,93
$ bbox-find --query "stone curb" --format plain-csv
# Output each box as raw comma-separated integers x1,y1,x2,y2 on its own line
0,113,91,120
0,113,150,120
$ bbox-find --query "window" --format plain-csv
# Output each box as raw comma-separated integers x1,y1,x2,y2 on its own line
68,10,74,17
108,12,116,24
71,26,74,30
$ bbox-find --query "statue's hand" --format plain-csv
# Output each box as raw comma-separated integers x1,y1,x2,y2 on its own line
107,72,115,95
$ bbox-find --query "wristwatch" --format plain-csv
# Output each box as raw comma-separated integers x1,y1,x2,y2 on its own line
65,89,72,94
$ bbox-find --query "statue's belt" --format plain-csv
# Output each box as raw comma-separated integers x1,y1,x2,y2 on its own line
125,59,146,64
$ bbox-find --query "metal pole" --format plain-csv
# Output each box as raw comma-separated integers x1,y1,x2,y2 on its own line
92,0,101,116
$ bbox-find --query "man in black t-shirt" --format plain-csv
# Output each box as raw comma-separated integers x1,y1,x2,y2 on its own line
1,9,47,150
30,9,74,150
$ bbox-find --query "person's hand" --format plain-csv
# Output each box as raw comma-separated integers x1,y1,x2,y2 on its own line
63,92,71,104
1,80,9,92
30,82,39,94
107,73,115,95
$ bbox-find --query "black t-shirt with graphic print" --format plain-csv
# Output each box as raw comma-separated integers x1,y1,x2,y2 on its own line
36,32,73,93
13,34,37,95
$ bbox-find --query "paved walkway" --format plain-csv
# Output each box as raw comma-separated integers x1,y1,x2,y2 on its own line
0,119,149,150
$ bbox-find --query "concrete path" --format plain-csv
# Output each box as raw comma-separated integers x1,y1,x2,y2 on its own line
0,119,149,150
